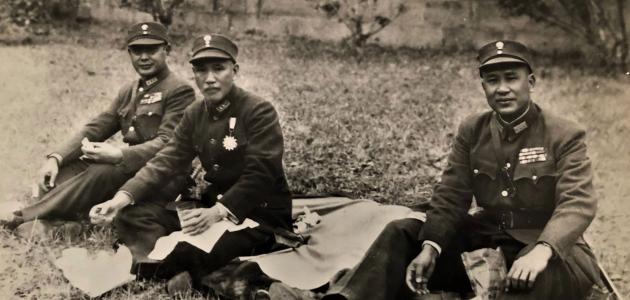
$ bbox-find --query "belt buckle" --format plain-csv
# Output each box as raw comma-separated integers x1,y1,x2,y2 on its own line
498,211,514,230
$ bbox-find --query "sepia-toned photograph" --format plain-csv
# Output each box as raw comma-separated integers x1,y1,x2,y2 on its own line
0,0,628,299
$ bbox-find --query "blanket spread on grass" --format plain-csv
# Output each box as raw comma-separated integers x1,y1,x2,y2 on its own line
242,197,426,290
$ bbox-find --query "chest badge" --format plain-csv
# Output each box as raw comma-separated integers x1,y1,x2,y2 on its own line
140,92,163,104
518,147,547,164
223,117,238,151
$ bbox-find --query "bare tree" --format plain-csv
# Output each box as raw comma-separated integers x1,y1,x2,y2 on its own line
307,0,407,49
497,0,629,71
120,0,185,26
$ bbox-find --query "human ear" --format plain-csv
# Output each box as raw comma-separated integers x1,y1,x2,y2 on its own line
233,63,240,75
528,73,536,90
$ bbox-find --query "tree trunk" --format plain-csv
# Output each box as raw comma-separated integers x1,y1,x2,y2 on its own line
616,0,629,71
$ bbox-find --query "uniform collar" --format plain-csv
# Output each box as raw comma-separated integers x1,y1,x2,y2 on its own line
494,101,539,140
139,67,170,89
204,84,239,120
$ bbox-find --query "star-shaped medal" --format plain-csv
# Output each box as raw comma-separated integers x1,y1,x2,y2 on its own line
223,136,238,151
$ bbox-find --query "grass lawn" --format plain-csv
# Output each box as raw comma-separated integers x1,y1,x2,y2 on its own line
0,23,628,299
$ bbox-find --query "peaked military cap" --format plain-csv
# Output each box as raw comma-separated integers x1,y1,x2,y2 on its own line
126,22,170,46
478,40,533,71
189,34,238,63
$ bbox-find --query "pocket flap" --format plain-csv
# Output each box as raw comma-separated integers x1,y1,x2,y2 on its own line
514,161,557,182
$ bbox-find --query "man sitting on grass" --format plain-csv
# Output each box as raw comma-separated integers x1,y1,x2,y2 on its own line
4,22,195,236
323,40,606,299
88,34,292,296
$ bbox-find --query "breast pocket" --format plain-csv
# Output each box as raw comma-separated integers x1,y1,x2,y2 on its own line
513,161,557,208
471,157,499,207
134,102,163,140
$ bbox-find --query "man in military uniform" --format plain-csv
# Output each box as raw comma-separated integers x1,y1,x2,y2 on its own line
88,34,292,295
8,22,195,232
324,41,604,299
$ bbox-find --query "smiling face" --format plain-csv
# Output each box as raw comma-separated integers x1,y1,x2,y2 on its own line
480,63,535,121
128,43,169,79
192,58,239,103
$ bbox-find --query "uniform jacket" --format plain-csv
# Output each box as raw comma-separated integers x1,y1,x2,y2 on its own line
419,103,597,259
54,69,195,173
120,85,292,229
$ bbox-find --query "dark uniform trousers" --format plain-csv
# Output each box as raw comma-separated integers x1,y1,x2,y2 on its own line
113,85,292,285
19,69,195,222
327,218,601,300
327,104,603,300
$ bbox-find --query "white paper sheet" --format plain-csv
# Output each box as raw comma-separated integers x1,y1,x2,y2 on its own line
148,218,259,261
54,246,135,298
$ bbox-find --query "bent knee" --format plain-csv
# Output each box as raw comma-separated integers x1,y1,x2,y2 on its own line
87,163,127,178
382,218,423,239
113,204,143,228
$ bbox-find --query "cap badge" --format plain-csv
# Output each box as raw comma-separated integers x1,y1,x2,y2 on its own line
203,35,212,47
141,24,148,30
496,41,504,54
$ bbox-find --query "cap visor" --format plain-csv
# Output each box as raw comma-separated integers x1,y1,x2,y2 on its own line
480,56,527,68
128,38,166,46
189,49,232,63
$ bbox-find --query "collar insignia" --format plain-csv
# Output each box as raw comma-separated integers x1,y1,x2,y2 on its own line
513,121,528,134
145,77,158,86
216,100,231,113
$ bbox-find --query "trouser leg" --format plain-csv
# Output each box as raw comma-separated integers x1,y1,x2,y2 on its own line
326,218,425,300
156,227,274,286
114,200,181,266
20,162,131,221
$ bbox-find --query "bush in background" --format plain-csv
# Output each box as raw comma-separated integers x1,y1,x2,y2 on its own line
306,0,407,53
497,0,629,72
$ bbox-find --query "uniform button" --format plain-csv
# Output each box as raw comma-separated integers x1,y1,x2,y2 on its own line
473,169,479,174
532,175,538,180
213,164,220,171
501,190,509,197
261,202,268,208
129,126,135,131
213,116,219,121
505,162,511,169
217,194,223,200
210,138,217,145
138,87,144,92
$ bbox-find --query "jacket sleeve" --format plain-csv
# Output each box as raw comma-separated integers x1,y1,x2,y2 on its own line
418,119,475,249
218,101,286,222
119,85,195,173
537,128,597,259
53,87,128,165
119,103,198,201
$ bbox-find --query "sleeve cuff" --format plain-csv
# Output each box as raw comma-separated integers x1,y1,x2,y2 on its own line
46,153,63,166
422,240,442,256
116,190,135,206
215,202,239,224
536,241,557,259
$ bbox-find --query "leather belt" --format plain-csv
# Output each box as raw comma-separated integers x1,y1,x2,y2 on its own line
477,209,552,230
